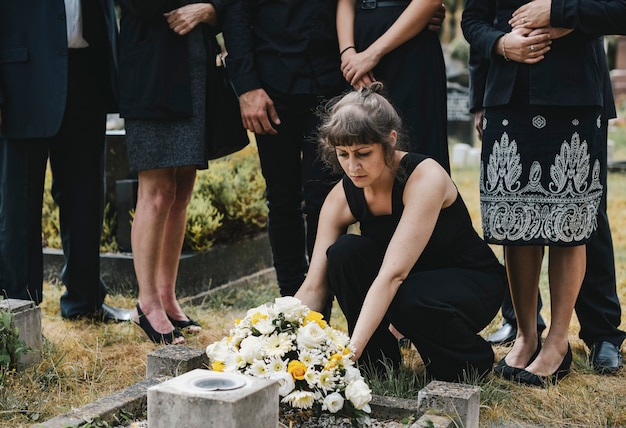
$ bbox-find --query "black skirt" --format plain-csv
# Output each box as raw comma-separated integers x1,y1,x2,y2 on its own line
480,103,603,247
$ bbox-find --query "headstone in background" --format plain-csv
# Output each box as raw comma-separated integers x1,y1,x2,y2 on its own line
447,82,474,147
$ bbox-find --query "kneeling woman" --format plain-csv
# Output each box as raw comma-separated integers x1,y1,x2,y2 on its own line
295,83,506,382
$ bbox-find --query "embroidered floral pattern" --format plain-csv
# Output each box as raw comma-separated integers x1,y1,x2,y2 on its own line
480,131,602,243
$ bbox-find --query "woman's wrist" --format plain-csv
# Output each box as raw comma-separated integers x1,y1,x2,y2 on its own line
340,45,356,57
501,33,511,61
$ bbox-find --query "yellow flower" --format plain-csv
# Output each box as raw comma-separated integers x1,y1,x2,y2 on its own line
304,310,327,328
250,312,268,325
211,361,225,372
287,360,307,380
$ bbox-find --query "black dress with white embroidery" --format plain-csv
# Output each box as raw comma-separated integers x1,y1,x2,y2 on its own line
480,66,603,247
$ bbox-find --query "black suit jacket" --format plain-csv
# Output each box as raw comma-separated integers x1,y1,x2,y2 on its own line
462,0,611,110
465,0,626,118
0,0,118,139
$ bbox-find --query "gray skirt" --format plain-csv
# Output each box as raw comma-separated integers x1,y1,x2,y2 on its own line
125,28,208,173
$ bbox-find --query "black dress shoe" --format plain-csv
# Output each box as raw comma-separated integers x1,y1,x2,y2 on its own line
99,303,134,323
590,341,623,374
63,303,134,323
486,322,517,345
515,344,572,388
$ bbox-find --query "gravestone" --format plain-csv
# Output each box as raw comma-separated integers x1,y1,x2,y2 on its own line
447,82,474,147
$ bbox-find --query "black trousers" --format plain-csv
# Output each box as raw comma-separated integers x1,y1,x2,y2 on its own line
254,90,340,298
499,119,626,349
327,234,506,382
0,48,108,317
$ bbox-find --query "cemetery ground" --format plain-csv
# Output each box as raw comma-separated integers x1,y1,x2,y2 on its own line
3,125,626,427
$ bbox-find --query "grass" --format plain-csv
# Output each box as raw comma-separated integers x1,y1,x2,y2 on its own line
1,120,626,428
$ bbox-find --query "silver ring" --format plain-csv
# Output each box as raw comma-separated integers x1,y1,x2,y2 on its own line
530,44,535,52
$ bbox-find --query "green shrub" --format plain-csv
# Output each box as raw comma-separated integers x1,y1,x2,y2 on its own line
42,142,268,253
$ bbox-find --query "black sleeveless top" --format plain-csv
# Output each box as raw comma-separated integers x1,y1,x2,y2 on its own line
342,153,504,274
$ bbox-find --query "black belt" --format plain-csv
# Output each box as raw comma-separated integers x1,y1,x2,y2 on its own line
359,0,411,9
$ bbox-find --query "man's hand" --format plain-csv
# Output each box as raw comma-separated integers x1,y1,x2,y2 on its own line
510,0,551,29
428,3,446,32
239,88,280,135
500,27,552,64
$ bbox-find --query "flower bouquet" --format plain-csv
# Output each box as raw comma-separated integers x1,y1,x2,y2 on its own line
206,296,372,427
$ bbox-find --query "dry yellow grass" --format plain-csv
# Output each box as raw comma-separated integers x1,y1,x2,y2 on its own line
2,125,626,427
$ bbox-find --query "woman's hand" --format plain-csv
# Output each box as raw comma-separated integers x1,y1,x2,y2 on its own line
164,3,217,35
499,27,552,64
509,0,551,29
340,49,378,89
529,26,574,40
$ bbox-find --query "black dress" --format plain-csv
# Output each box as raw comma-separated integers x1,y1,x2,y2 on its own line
480,67,603,247
354,6,449,172
327,153,506,381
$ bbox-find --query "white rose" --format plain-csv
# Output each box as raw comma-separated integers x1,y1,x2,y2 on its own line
273,296,307,320
270,371,296,396
322,392,344,413
239,336,264,363
296,321,326,349
345,379,372,410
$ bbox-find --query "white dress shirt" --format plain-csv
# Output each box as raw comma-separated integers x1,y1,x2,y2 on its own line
64,0,89,48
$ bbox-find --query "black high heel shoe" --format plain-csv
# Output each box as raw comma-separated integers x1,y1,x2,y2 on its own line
494,340,542,380
167,314,202,332
515,343,573,388
135,304,184,345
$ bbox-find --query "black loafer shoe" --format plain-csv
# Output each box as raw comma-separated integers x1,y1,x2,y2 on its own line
590,341,623,374
487,322,517,345
99,303,134,323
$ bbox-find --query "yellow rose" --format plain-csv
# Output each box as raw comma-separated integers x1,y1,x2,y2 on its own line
288,360,307,380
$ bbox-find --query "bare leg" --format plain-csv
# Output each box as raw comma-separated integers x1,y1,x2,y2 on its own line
503,245,543,368
526,245,586,376
132,167,188,343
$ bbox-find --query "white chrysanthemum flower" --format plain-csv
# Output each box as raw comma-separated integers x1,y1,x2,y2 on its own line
263,332,293,358
282,390,316,409
303,368,318,385
247,360,269,378
269,371,296,396
298,348,322,367
322,391,344,413
266,357,287,374
345,379,372,410
253,317,276,335
317,370,337,391
297,321,326,349
326,327,350,349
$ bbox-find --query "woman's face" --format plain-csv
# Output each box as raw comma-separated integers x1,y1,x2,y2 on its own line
335,142,388,188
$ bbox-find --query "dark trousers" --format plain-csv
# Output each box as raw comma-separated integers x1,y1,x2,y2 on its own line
500,120,626,349
0,48,108,317
327,234,506,382
255,90,339,297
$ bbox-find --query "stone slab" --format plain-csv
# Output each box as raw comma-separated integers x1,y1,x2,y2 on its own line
32,376,169,428
0,299,42,369
147,369,279,428
417,381,481,428
146,345,209,379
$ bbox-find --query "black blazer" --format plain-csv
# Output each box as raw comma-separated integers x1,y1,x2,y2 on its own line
117,0,229,119
0,0,118,139
461,0,613,109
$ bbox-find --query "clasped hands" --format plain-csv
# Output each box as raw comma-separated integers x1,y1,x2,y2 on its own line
503,0,573,64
